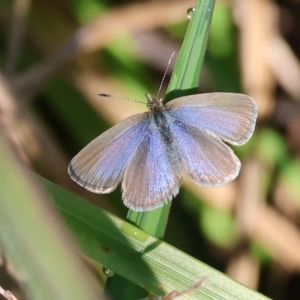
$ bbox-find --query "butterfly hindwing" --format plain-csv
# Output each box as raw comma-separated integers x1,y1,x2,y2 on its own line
122,119,181,211
171,120,241,187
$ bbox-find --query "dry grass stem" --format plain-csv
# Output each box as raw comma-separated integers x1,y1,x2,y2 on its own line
235,0,277,119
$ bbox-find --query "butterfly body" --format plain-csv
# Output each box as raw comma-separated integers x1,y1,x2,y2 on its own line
69,93,257,211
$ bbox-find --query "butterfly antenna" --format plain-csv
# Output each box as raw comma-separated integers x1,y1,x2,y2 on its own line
156,51,175,99
98,93,145,104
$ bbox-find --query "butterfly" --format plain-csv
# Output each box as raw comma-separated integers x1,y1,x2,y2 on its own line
68,92,257,211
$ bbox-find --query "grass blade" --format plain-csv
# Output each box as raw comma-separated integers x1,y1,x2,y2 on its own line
0,134,103,300
106,1,216,297
42,176,270,300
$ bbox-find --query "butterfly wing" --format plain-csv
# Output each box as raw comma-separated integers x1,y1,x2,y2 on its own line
122,120,181,211
171,121,241,187
165,93,257,146
68,113,149,193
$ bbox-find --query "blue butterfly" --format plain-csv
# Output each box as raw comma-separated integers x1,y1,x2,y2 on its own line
68,92,257,211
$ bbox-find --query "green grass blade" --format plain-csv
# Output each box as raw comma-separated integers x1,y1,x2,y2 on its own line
167,0,215,99
0,135,102,300
124,0,216,236
106,1,216,296
42,176,270,300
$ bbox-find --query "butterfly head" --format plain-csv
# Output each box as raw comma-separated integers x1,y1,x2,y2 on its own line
146,93,165,114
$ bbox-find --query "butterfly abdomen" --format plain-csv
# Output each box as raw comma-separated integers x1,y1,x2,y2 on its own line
153,111,174,144
152,111,183,178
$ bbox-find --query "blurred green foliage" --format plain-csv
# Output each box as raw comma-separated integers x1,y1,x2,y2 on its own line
71,0,106,23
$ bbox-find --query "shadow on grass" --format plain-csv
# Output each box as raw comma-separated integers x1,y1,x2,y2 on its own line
41,176,165,297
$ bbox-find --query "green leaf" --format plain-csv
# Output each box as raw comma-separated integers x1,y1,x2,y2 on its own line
114,1,216,296
42,175,270,300
0,134,102,300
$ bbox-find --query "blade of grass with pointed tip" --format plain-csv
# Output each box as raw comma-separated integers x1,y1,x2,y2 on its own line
105,0,216,298
41,175,270,300
0,134,103,300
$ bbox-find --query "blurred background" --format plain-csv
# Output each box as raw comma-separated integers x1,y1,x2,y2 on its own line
1,0,300,299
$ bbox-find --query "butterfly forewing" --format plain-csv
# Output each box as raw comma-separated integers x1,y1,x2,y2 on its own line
68,113,149,193
166,93,257,146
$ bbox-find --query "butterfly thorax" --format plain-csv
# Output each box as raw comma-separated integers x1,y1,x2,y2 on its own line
146,93,174,145
146,94,165,114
